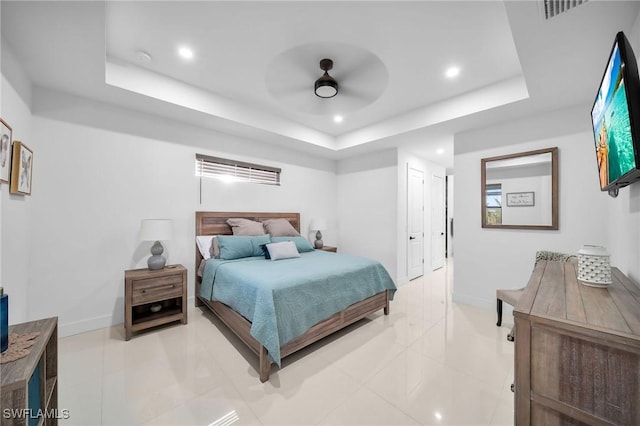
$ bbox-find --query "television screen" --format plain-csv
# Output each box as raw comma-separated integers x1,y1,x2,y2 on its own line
591,31,640,191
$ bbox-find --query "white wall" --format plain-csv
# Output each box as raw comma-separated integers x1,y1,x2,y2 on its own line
25,113,339,336
453,106,608,310
1,74,32,325
336,150,398,281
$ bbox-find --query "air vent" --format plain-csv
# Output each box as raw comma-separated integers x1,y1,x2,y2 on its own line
543,0,588,19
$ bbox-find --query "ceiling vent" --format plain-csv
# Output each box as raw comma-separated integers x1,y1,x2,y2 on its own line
543,0,588,19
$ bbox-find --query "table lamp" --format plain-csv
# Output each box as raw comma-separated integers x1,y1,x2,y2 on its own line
309,218,327,249
140,219,173,270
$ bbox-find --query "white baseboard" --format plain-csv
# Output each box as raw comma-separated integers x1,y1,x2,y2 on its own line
396,276,410,287
58,296,197,338
452,292,494,311
452,292,515,317
59,314,115,338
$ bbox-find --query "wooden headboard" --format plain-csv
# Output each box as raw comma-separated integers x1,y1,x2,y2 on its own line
194,211,301,286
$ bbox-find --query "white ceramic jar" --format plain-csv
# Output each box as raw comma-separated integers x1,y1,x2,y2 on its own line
577,245,612,287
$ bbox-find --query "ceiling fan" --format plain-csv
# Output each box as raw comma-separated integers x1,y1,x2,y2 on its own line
314,59,338,98
264,43,389,115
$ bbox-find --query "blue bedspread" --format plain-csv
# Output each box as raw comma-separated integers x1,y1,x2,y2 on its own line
201,250,396,365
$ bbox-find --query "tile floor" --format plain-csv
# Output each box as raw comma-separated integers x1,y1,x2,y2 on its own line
58,261,515,425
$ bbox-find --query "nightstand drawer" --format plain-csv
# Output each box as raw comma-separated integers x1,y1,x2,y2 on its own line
132,274,183,305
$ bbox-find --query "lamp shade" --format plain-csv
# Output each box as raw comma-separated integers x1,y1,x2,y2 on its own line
309,219,327,231
139,219,173,241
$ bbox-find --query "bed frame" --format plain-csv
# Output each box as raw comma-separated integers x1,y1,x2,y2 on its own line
195,211,390,382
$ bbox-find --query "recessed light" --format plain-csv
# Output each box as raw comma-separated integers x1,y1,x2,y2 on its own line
178,46,194,60
333,115,343,123
445,66,460,79
436,148,445,155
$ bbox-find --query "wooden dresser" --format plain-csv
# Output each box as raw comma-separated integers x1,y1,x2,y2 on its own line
514,261,640,425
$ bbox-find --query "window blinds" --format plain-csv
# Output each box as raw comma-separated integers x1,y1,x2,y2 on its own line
195,154,281,186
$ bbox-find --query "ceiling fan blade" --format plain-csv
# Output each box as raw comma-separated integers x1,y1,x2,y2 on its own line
335,54,381,82
275,83,310,97
339,86,379,103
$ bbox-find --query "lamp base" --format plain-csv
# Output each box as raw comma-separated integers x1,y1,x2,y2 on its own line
148,255,166,270
148,241,166,270
314,230,324,249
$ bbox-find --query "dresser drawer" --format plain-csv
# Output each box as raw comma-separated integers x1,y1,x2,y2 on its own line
131,274,183,305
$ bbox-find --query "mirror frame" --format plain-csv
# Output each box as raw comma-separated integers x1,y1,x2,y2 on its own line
481,147,558,230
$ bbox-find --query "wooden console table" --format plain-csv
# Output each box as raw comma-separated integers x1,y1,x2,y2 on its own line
514,261,640,425
0,317,58,426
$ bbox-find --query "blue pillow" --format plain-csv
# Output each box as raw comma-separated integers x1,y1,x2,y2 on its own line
270,236,315,253
217,235,271,260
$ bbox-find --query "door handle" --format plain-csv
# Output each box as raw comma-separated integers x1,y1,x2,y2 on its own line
409,236,416,240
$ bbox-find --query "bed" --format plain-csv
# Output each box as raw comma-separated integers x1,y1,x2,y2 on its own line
195,211,396,382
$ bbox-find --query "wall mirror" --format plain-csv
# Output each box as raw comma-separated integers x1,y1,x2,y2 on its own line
481,147,558,230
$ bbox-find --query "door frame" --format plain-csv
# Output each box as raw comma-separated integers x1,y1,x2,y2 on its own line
407,165,425,280
431,174,445,270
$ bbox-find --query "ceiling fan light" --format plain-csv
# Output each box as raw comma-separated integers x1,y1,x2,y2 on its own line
315,73,338,98
314,59,338,98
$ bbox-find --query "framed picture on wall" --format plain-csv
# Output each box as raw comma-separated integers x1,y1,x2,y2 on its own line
10,141,33,195
506,191,535,207
0,118,12,183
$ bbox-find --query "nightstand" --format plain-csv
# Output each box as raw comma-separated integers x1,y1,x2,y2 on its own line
319,246,337,253
124,264,187,340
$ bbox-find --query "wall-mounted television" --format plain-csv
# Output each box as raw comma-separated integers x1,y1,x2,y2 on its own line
591,31,640,196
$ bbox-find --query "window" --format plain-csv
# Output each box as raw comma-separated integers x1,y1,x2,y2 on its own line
195,154,281,186
485,183,502,225
486,184,502,208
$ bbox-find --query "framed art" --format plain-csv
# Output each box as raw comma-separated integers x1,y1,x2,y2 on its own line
506,191,535,207
10,141,33,195
0,118,12,183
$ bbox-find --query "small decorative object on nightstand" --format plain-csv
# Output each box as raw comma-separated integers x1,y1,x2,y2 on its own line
310,218,327,249
124,264,187,340
139,219,173,270
319,246,337,253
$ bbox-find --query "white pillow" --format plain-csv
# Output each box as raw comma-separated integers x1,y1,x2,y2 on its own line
266,241,300,261
196,235,217,260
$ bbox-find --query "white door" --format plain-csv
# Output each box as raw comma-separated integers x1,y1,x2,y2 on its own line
431,174,445,270
408,167,424,280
